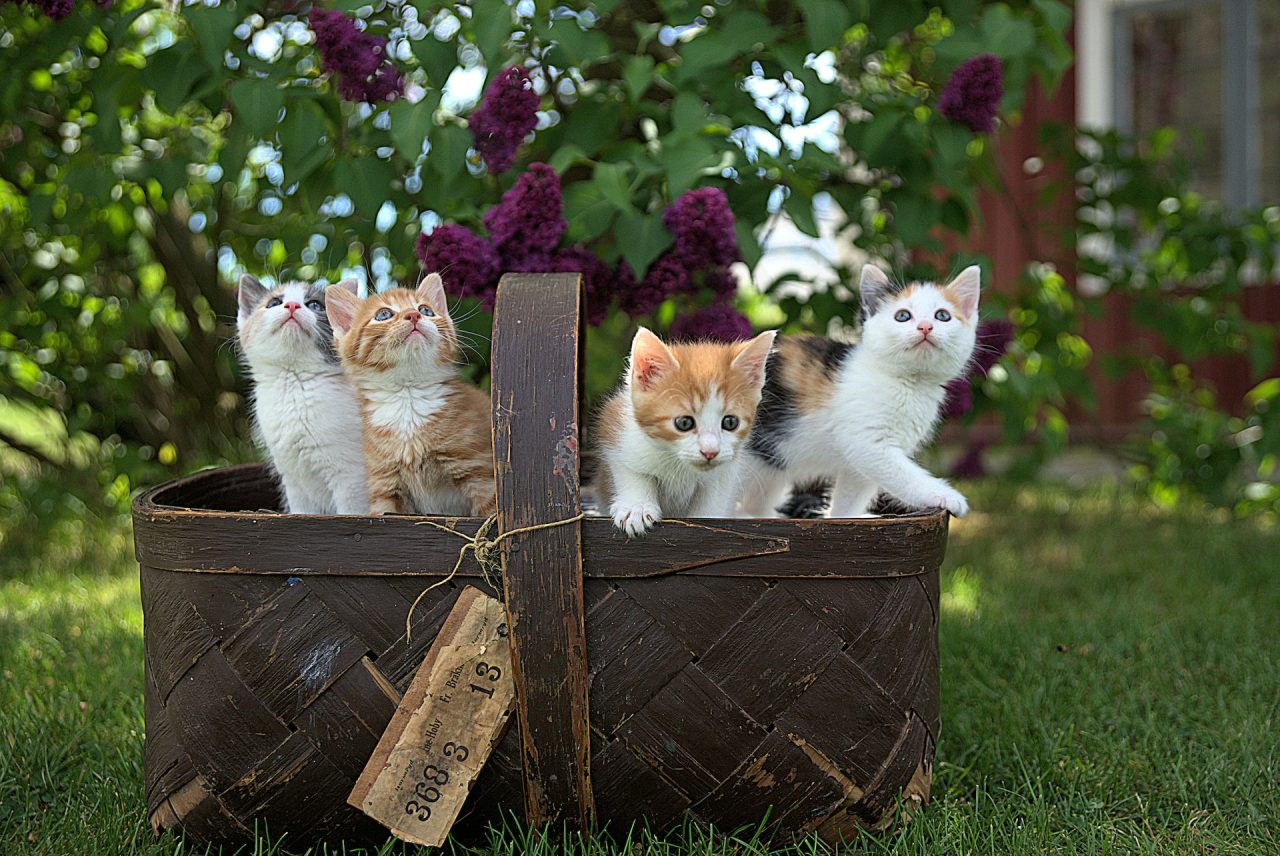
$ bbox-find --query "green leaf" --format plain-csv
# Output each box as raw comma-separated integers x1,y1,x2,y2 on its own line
471,0,513,68
548,144,587,173
980,5,1036,60
426,123,471,176
411,36,458,88
616,211,671,277
735,218,762,269
91,83,121,152
281,100,331,182
146,45,208,114
592,162,634,214
672,92,705,132
149,159,188,197
783,188,819,238
799,0,852,52
187,2,239,70
229,79,284,139
389,97,437,163
623,55,655,104
890,192,940,247
563,181,616,244
561,99,621,159
661,132,719,196
336,157,397,219
541,17,611,69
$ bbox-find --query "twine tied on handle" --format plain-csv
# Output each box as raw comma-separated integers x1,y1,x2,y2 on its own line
404,512,585,640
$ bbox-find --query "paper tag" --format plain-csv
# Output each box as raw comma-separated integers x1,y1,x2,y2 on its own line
349,586,516,847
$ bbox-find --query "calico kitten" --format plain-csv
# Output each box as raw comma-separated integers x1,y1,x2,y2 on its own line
325,273,495,517
236,275,369,514
740,265,980,519
595,327,776,536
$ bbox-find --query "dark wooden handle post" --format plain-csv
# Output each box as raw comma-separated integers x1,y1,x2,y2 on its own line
489,272,593,830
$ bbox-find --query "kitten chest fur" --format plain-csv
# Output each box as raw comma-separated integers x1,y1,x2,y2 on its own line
252,367,366,511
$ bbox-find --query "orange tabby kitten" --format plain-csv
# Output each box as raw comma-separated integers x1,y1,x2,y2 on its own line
595,327,776,536
325,274,495,516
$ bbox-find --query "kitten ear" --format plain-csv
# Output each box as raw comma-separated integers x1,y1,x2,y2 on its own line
629,327,680,393
325,284,362,339
332,278,360,297
945,265,981,318
730,330,777,388
859,265,894,314
237,274,268,322
415,272,449,317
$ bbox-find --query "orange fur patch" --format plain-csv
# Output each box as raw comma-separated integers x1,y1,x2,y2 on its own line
630,341,766,441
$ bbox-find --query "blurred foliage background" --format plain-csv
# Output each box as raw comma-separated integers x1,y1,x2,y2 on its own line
1,0,1277,563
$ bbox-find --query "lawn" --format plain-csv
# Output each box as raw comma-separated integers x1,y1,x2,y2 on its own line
2,482,1277,855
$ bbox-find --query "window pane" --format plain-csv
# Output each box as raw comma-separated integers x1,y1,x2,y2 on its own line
1129,3,1224,199
1258,1,1280,204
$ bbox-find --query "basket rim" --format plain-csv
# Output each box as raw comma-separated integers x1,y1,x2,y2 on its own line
132,463,949,581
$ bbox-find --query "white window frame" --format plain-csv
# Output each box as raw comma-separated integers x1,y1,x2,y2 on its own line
1076,0,1261,209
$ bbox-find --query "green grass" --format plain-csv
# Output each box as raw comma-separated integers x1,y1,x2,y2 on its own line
2,483,1278,855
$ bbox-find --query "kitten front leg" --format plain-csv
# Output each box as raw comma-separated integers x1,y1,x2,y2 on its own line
736,456,792,518
843,443,969,517
451,459,497,517
687,466,741,519
607,466,662,537
365,457,407,515
282,481,322,515
828,472,878,519
332,475,371,515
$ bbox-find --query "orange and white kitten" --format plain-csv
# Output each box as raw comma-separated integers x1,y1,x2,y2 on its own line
325,274,495,517
595,327,776,536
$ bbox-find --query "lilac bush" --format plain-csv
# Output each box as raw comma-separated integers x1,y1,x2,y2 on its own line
469,67,540,174
939,54,1004,134
309,9,402,103
414,225,501,308
669,302,754,343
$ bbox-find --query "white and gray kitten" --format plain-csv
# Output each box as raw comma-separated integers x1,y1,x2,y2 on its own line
236,275,369,514
738,265,981,519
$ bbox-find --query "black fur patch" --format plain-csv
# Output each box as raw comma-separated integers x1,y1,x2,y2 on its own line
747,337,854,468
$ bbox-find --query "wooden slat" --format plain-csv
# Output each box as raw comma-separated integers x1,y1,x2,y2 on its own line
489,272,593,829
132,465,949,581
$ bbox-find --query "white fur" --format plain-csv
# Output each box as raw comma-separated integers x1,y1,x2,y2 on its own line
604,393,749,537
604,329,774,537
739,267,979,518
238,282,368,514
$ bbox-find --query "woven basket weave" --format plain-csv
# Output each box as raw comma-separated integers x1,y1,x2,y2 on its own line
133,273,946,846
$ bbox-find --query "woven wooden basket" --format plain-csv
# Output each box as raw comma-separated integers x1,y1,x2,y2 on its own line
133,273,947,847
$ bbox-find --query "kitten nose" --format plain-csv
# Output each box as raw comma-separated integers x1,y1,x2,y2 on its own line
701,448,719,461
917,320,934,335
403,310,421,324
284,302,301,314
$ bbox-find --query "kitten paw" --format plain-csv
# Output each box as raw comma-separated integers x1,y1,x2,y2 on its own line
611,501,662,537
934,487,969,517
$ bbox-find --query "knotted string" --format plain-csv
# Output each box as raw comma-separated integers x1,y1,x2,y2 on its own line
404,512,585,640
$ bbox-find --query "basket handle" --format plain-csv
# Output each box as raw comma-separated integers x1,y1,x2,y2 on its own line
489,272,593,830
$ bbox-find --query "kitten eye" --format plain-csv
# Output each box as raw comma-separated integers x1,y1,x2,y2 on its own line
266,297,283,308
721,415,740,431
418,304,436,318
673,415,695,432
305,300,323,312
934,309,951,322
893,309,912,322
373,307,394,321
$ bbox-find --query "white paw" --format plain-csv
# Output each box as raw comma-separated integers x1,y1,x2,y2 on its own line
611,501,662,537
933,487,969,517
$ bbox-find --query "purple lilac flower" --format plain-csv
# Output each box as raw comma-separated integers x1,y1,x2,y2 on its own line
939,54,1004,134
669,301,754,343
942,377,974,419
469,66,540,174
415,224,500,308
483,163,565,268
700,267,739,299
310,9,403,103
662,187,740,271
971,318,1014,375
27,0,72,18
551,246,614,326
620,253,687,317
